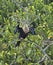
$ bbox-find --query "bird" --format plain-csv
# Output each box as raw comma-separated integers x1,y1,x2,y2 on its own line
14,22,36,47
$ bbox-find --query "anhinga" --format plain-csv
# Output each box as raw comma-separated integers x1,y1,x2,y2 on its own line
14,22,36,47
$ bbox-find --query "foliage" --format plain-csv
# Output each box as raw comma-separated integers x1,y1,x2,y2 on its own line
0,0,53,65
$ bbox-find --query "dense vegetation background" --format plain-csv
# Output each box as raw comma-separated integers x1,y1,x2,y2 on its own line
0,0,53,65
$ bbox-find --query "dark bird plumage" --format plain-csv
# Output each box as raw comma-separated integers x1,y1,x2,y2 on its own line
14,22,36,47
14,25,28,39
